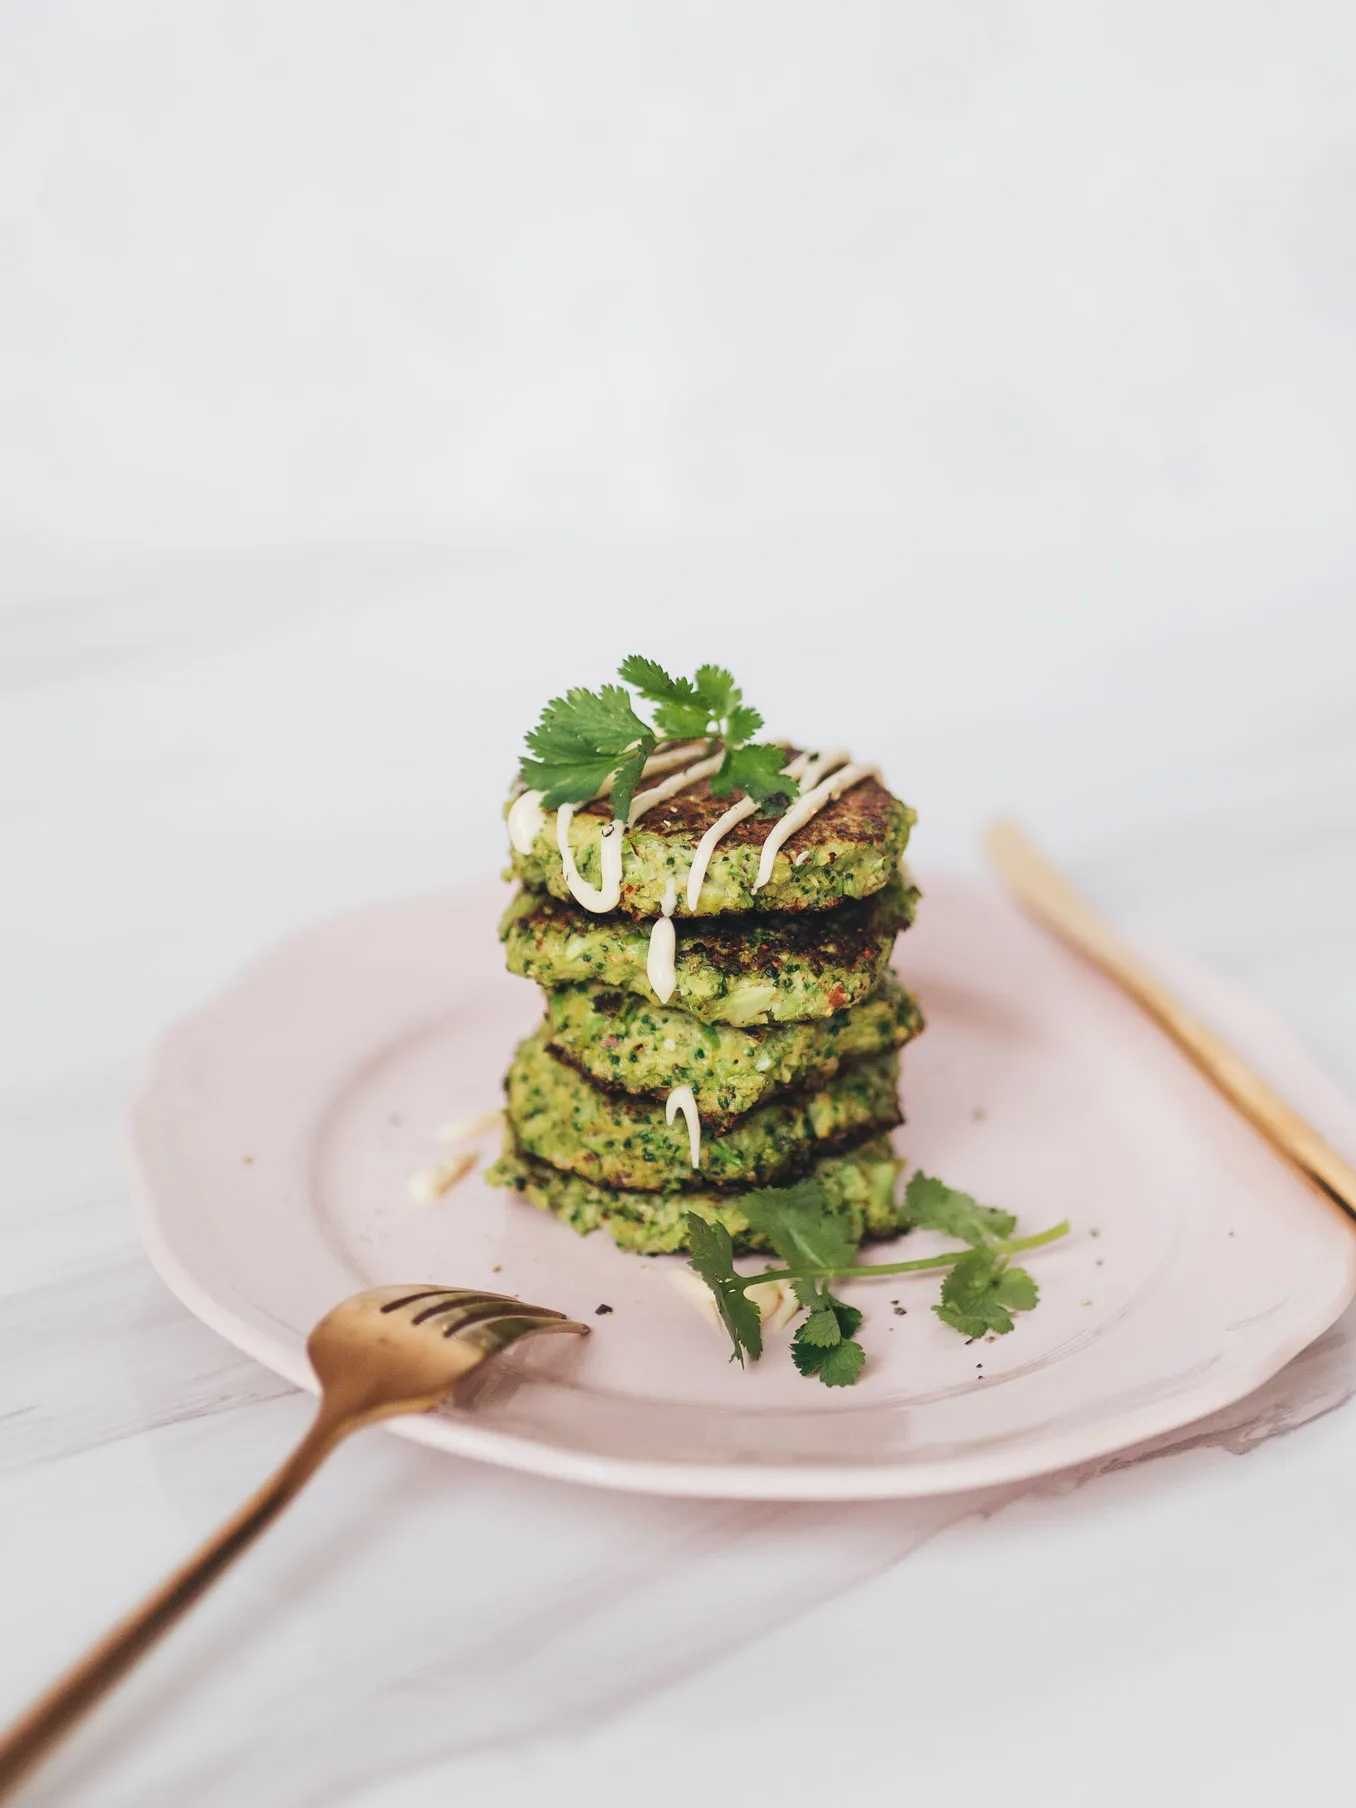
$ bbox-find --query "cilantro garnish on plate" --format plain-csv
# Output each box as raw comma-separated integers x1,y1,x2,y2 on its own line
520,657,798,821
685,1171,1068,1388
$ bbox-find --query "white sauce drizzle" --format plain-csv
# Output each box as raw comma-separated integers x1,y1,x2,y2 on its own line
510,744,704,870
598,741,707,798
683,747,850,911
556,806,625,912
627,753,724,825
555,749,718,912
685,795,756,912
519,744,711,913
666,1084,702,1167
507,789,546,854
796,747,852,790
646,879,678,1003
752,759,879,893
520,734,876,918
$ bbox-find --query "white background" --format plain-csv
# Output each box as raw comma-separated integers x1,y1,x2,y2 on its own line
3,5,1355,1804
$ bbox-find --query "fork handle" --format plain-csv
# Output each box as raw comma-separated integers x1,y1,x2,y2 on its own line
0,1398,355,1799
986,820,1356,1222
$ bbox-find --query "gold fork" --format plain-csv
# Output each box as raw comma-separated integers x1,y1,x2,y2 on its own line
0,1285,588,1799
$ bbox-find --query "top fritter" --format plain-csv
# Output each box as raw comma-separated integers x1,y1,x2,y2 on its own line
507,766,914,916
505,657,914,921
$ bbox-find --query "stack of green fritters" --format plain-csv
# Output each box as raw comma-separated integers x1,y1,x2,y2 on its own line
487,770,923,1255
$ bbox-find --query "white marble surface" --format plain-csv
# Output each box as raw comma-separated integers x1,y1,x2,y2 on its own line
4,6,1356,1804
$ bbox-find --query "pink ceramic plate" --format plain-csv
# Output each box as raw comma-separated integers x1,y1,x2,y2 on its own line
120,876,1356,1500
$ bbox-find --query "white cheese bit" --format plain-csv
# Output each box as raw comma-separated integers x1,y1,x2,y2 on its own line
665,1084,702,1167
645,878,679,1004
669,1269,799,1332
747,1277,801,1331
669,1267,721,1327
406,1153,476,1202
437,1109,504,1145
507,788,547,854
557,806,624,912
752,759,878,893
628,752,724,825
722,983,780,1026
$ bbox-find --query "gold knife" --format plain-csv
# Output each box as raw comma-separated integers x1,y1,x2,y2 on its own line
985,821,1356,1226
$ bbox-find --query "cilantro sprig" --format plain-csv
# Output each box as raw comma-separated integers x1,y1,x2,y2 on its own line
520,657,797,822
685,1171,1068,1387
686,1214,764,1363
521,683,657,821
934,1251,1039,1338
743,1181,869,1386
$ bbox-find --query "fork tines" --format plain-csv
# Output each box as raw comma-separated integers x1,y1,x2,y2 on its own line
378,1286,572,1338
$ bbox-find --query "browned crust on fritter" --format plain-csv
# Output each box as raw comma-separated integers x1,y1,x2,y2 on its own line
509,875,916,983
545,1038,916,1135
498,1114,905,1196
571,768,902,852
